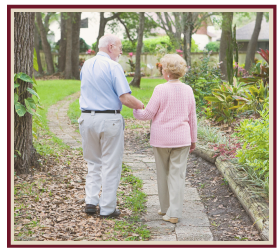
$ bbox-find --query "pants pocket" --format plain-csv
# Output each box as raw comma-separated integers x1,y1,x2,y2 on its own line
104,119,121,137
78,117,84,125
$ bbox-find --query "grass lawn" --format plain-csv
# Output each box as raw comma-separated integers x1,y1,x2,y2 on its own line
68,77,166,124
34,79,81,156
36,79,81,127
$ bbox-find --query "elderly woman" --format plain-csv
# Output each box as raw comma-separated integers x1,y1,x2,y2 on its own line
133,54,197,224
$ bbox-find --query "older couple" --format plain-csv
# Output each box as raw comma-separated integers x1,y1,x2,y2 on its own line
78,34,197,223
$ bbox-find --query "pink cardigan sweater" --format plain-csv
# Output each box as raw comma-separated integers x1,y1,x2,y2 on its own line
133,81,197,148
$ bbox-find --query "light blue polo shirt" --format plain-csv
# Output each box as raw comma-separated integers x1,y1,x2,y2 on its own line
79,52,131,111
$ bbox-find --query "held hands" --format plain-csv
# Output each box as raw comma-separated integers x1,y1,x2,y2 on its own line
189,142,196,154
138,101,145,109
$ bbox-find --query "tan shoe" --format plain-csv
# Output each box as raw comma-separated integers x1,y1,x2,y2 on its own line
163,214,178,224
158,210,166,216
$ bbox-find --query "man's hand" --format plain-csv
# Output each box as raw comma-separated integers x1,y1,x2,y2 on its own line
120,93,144,109
189,142,196,154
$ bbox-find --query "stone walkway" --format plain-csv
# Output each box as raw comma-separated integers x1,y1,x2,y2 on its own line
47,92,213,242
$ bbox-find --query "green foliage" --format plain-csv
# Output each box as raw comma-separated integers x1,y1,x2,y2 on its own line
108,12,158,43
232,12,256,28
183,51,222,108
91,41,96,51
234,101,269,182
127,60,136,72
68,98,80,125
204,78,253,124
56,38,90,53
113,164,150,241
33,48,39,72
33,79,81,154
205,41,220,52
14,73,42,138
190,38,201,52
232,80,269,116
197,118,229,146
143,36,175,53
240,49,269,86
118,36,201,54
79,38,91,53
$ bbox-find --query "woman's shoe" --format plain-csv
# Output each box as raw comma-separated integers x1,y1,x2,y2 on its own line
158,210,166,216
162,214,178,224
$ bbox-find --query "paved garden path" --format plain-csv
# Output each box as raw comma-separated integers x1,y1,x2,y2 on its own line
47,92,213,242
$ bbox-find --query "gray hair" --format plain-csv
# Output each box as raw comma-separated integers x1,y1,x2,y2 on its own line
98,35,119,48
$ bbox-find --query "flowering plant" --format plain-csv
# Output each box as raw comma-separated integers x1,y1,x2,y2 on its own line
156,62,162,75
233,62,248,77
86,49,95,55
126,52,135,72
176,49,183,57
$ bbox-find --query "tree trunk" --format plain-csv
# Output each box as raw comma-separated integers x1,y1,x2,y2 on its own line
58,12,67,72
64,13,73,79
95,12,107,51
219,12,233,82
71,12,81,80
34,23,43,75
14,12,39,174
130,12,145,88
183,13,192,67
36,12,54,74
245,12,264,71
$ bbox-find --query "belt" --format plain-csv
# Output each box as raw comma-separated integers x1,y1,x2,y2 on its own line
82,110,120,114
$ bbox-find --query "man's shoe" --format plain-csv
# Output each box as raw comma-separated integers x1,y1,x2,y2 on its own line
162,214,178,224
158,210,166,216
100,209,121,218
85,204,97,213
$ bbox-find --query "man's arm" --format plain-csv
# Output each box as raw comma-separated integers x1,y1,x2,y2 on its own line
119,93,144,109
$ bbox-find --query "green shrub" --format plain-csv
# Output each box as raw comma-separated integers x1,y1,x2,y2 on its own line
205,41,220,52
204,78,251,124
56,38,90,53
91,41,96,50
91,36,201,54
233,100,269,194
79,38,91,52
190,39,201,52
184,51,222,109
143,36,175,53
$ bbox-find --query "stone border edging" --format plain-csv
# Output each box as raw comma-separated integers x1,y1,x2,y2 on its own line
192,144,269,241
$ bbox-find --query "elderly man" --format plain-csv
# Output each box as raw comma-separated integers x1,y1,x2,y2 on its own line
78,34,144,218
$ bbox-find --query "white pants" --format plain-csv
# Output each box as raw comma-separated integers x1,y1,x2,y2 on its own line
78,112,124,215
153,146,190,218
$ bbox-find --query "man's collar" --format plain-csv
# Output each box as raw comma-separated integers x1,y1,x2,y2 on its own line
97,51,111,59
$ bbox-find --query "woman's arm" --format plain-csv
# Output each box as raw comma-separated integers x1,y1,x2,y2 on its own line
188,88,197,144
133,87,160,121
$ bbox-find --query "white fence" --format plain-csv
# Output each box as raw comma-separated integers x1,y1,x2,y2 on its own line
39,51,264,77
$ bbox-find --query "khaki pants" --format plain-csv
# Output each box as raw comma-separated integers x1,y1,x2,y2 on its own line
78,112,125,215
153,146,190,218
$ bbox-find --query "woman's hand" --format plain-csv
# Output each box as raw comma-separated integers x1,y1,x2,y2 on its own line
189,142,196,153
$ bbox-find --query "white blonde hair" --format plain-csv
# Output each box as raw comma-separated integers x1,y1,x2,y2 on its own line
98,35,119,48
160,54,187,79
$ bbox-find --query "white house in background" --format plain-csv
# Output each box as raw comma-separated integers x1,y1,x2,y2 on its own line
192,19,222,50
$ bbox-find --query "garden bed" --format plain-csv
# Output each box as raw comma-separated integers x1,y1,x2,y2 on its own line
192,142,269,241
